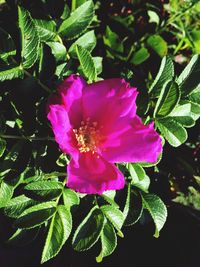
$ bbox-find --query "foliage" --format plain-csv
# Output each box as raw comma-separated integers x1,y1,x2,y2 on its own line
0,0,199,264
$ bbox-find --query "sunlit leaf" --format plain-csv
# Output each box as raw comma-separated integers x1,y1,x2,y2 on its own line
141,192,167,237
18,6,40,68
58,0,94,39
41,205,72,263
72,206,104,251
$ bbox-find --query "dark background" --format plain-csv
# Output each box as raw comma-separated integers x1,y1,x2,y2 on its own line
1,204,200,267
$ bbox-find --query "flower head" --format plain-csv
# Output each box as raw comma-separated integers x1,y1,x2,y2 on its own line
47,75,162,194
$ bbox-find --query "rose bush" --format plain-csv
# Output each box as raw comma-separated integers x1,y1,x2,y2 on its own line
0,0,199,265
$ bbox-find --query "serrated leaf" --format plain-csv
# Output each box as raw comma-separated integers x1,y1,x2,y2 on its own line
72,206,104,251
130,47,150,65
156,118,187,147
154,80,180,118
76,45,97,82
100,205,124,237
190,101,200,120
69,30,96,58
0,64,24,81
128,163,150,192
149,56,174,97
177,55,200,96
102,191,119,208
141,192,167,237
63,188,80,208
4,194,36,218
18,6,40,68
96,221,117,262
169,103,195,127
14,201,57,229
103,26,124,54
124,189,143,226
34,19,56,42
58,0,94,39
147,34,168,57
46,42,67,62
188,89,200,105
93,57,103,75
0,181,14,208
0,138,6,157
24,181,63,201
41,205,72,263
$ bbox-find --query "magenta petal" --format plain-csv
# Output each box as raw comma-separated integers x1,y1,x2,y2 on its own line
47,104,79,159
82,79,138,127
101,116,162,164
58,75,87,127
67,152,125,194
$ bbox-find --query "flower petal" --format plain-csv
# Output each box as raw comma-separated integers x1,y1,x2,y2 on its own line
58,75,87,128
101,116,162,164
82,79,138,129
67,152,125,194
47,104,79,159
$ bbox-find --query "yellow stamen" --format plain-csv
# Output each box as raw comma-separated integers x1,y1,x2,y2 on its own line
73,118,100,153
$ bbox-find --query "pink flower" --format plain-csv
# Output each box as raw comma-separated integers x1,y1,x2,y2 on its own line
47,75,162,195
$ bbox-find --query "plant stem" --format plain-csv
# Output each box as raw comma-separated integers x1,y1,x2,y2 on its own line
0,134,54,141
71,0,76,11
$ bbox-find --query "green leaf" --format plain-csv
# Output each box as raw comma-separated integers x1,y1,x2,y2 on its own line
141,192,167,237
14,201,57,229
169,103,195,127
102,191,119,208
147,10,160,25
76,45,97,82
130,47,150,65
68,30,96,58
0,181,14,208
191,30,200,53
149,56,174,97
92,57,103,75
34,19,56,42
4,195,36,218
154,80,180,118
0,64,24,81
100,205,124,237
147,34,168,57
190,101,200,121
177,55,200,96
124,189,143,226
103,26,124,54
128,163,150,192
156,118,187,147
63,188,80,208
46,42,67,62
72,206,104,251
41,205,72,263
188,89,200,105
0,138,6,157
24,181,63,201
96,221,117,262
18,6,40,68
58,0,94,39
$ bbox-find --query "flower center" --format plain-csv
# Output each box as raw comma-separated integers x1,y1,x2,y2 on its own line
73,118,100,153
